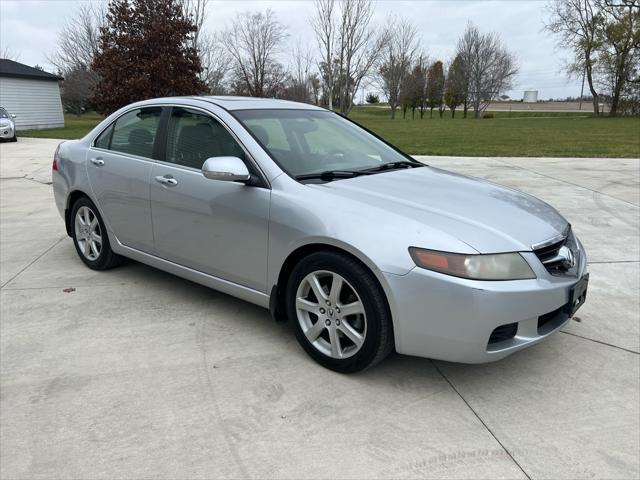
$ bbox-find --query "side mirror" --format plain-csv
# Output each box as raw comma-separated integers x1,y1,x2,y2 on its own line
202,156,251,183
10,114,16,119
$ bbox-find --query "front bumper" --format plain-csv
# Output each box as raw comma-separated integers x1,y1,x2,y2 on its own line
0,124,14,139
384,246,588,363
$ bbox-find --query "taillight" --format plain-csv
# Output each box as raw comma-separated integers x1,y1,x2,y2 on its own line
53,144,61,171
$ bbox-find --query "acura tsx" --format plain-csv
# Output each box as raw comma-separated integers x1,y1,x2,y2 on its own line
52,96,589,372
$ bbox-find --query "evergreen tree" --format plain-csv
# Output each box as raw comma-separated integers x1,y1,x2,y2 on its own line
425,61,445,119
92,0,207,114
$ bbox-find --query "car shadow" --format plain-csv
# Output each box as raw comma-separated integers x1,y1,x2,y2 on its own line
109,258,559,396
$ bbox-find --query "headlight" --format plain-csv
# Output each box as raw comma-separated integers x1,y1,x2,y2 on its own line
409,247,536,280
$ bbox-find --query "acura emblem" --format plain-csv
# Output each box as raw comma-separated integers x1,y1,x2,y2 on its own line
558,246,575,269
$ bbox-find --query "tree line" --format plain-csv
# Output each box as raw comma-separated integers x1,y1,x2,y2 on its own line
47,0,638,117
377,20,517,120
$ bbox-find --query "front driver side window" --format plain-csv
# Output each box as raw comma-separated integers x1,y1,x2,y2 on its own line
109,107,162,159
166,107,246,170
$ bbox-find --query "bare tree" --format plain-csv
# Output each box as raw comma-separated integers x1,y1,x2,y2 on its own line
197,32,231,94
415,55,429,118
378,18,419,119
311,0,336,109
455,23,518,118
48,3,105,115
544,0,602,115
336,0,389,114
222,9,288,97
285,44,314,102
311,0,388,114
594,0,640,116
48,3,105,72
0,46,20,61
180,0,208,49
61,66,98,115
309,73,321,105
180,0,231,94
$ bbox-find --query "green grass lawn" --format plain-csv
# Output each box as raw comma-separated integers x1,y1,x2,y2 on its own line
350,106,640,158
19,108,640,158
19,112,103,140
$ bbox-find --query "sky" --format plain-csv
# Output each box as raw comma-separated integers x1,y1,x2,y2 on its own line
0,0,583,100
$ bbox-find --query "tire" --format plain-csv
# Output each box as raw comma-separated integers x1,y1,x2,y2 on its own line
70,196,124,270
10,134,17,142
286,251,394,373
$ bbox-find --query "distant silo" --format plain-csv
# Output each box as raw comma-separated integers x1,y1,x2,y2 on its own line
523,90,538,103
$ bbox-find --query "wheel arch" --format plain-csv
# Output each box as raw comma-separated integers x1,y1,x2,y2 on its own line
64,190,91,236
269,242,395,330
65,189,107,238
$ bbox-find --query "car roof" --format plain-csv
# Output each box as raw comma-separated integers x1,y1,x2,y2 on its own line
140,96,326,112
199,96,326,112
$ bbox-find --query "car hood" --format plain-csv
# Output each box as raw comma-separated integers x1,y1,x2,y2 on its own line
312,166,568,253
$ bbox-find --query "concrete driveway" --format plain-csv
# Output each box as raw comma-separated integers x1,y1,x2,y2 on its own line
1,137,638,479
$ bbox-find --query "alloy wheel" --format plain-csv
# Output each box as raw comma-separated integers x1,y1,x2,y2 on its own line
295,270,367,359
74,206,102,261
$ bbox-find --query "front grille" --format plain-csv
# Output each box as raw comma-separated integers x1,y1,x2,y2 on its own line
488,322,518,345
533,227,579,276
534,239,565,263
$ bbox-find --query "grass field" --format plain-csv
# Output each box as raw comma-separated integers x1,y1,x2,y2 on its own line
19,112,103,140
350,106,640,158
18,108,640,158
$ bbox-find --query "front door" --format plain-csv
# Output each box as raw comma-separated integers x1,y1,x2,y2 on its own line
86,106,163,253
149,107,270,292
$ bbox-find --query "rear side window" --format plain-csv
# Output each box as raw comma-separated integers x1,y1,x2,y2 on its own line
165,107,245,169
94,124,114,149
109,107,162,159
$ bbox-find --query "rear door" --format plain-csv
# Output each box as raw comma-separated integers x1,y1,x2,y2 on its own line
149,106,270,292
86,106,163,253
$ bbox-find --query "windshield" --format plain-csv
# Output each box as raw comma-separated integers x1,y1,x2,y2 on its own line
0,108,8,119
233,109,411,177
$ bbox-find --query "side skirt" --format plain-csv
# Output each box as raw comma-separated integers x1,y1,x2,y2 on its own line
112,239,270,309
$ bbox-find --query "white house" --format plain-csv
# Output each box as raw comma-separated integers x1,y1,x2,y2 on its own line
0,59,64,130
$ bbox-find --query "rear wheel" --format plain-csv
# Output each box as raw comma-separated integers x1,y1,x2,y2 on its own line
71,197,123,270
286,251,394,373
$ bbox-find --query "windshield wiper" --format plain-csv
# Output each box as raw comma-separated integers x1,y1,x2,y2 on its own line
295,161,422,181
361,160,424,173
295,170,373,181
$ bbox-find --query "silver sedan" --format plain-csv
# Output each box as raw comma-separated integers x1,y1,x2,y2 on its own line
0,107,17,142
52,97,589,372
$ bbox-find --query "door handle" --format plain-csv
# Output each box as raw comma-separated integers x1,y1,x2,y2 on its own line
155,175,178,186
90,157,104,166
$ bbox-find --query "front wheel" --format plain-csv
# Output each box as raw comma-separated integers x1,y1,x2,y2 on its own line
71,197,123,270
286,251,394,373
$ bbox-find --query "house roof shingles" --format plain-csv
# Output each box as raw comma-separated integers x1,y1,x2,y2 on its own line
0,59,63,81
